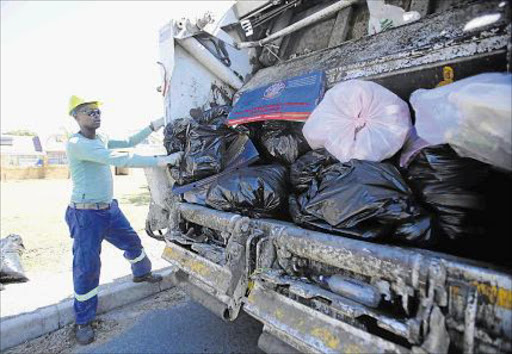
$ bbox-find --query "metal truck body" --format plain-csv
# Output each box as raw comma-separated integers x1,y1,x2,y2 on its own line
145,1,512,352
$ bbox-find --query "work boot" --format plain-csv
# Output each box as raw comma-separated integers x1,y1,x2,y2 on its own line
75,323,94,345
133,272,163,283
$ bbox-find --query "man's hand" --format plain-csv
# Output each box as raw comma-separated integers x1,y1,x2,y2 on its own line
157,152,184,167
150,117,165,132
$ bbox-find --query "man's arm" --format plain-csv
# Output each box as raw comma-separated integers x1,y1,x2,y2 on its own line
107,126,153,149
69,136,157,167
68,137,182,168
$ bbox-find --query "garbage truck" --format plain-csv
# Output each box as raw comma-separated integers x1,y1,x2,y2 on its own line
144,0,512,352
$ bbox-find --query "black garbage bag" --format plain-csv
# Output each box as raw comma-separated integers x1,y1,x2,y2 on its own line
168,108,242,185
196,105,232,126
405,144,490,242
479,169,512,266
290,148,338,193
206,164,289,218
0,234,28,283
255,121,311,165
164,118,190,155
171,122,229,185
290,153,434,245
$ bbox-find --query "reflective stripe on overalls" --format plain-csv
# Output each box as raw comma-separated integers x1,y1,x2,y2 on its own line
127,249,147,264
75,287,99,302
74,249,148,303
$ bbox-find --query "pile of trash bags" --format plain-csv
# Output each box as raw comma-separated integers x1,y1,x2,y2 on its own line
165,73,511,259
0,234,28,290
289,150,434,245
164,105,239,185
164,105,290,219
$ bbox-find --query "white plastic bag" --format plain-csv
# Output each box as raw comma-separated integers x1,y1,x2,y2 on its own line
367,0,421,35
303,80,412,163
411,72,512,171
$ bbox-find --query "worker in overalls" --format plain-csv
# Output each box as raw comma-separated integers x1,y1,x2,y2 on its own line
65,95,182,345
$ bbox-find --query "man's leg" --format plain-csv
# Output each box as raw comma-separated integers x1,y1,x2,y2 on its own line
65,207,107,344
104,200,159,281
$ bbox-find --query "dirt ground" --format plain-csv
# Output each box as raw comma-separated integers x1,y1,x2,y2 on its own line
4,287,187,354
0,169,152,275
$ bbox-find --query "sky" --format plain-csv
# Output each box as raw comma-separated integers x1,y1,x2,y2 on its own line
0,0,234,141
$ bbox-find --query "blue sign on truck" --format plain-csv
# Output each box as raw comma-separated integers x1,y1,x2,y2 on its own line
227,71,326,126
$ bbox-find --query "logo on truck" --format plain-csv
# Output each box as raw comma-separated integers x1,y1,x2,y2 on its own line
263,81,286,100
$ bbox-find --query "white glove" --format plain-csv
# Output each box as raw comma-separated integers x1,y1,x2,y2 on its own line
157,152,183,167
150,117,165,132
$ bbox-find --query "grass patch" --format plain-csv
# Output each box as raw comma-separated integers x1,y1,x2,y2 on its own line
1,170,151,274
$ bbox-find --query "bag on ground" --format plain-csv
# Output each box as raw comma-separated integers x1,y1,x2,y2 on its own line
0,234,28,283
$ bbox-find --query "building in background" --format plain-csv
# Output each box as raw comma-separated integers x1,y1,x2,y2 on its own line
44,133,68,166
0,134,69,180
0,135,44,167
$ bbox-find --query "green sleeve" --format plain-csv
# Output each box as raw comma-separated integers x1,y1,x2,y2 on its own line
68,137,159,167
107,126,153,149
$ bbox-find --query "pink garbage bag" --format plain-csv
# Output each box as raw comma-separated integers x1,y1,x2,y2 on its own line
303,80,412,162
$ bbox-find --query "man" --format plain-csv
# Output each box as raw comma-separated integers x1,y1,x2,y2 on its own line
65,95,182,345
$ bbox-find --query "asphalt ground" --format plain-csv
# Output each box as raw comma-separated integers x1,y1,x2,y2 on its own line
80,300,264,354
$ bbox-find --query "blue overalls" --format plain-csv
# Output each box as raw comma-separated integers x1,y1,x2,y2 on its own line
65,201,152,324
65,128,161,325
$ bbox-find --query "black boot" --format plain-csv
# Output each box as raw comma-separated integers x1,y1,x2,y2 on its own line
133,272,163,283
75,323,94,345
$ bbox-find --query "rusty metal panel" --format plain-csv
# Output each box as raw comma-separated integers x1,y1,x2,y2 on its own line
164,201,512,351
270,224,512,352
272,224,429,289
244,281,410,353
162,204,255,320
443,260,512,352
177,202,242,232
162,244,233,293
255,270,420,342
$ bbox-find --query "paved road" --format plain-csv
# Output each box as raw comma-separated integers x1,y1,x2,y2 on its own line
78,300,264,354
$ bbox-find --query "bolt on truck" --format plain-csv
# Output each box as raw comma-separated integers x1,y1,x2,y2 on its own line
144,0,512,352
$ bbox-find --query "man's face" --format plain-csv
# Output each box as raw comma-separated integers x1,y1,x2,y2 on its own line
74,103,101,130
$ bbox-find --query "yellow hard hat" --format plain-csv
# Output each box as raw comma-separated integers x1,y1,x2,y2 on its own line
68,95,102,116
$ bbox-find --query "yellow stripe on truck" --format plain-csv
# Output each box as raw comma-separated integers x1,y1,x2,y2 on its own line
471,282,512,310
